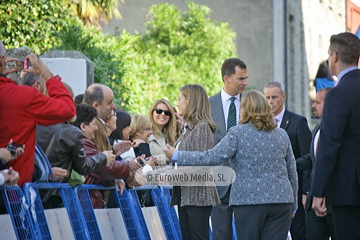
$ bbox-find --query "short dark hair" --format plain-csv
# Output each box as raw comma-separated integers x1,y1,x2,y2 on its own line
74,94,84,105
221,58,247,80
315,61,332,79
72,104,98,129
83,86,104,105
110,110,131,141
329,32,360,66
19,73,42,87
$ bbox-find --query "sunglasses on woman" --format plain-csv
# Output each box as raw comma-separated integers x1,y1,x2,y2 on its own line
154,108,171,116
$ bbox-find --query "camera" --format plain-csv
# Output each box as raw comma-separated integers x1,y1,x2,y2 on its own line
6,142,24,156
14,60,28,69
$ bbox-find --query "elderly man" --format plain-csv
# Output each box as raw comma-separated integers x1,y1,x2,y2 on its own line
0,41,76,186
264,81,312,240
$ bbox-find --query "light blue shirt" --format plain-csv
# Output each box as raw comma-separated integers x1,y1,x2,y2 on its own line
337,67,359,83
172,150,179,162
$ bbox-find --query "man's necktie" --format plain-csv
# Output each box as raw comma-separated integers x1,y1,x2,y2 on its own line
227,97,236,131
275,118,280,127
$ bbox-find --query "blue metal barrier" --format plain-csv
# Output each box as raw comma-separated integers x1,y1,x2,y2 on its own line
0,185,37,240
23,183,90,240
159,186,182,240
74,184,146,240
131,185,180,240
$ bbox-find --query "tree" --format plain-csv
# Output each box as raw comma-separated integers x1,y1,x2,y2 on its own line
67,0,123,28
120,2,237,114
55,2,237,114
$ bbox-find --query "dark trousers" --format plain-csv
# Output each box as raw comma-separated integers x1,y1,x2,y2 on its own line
290,193,306,240
211,189,233,240
306,208,336,240
332,205,360,240
179,205,212,240
233,203,292,240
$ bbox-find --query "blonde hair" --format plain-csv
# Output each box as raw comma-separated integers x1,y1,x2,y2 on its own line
180,84,216,133
148,99,177,146
129,114,152,140
239,90,277,131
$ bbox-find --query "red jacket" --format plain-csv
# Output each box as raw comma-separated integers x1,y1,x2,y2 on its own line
0,75,76,186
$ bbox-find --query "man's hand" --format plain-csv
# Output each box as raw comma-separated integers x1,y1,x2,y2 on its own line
3,57,22,75
164,144,176,160
6,167,20,186
23,53,53,81
0,148,12,164
113,140,133,156
302,194,307,209
0,139,25,164
102,150,116,166
114,179,125,194
50,167,68,180
312,196,327,217
128,158,142,172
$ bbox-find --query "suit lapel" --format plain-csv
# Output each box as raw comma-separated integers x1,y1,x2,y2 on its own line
280,109,291,131
212,92,226,134
310,124,321,159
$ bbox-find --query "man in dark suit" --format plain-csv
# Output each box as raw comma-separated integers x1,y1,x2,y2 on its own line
296,87,335,240
209,58,249,240
311,32,360,240
264,81,312,240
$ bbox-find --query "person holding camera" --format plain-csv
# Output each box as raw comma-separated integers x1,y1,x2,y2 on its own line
0,40,76,187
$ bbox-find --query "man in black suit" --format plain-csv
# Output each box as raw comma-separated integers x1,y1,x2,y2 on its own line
264,81,312,240
209,58,249,240
311,32,360,240
296,87,335,240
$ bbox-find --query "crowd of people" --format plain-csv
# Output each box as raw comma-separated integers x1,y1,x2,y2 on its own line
0,31,360,240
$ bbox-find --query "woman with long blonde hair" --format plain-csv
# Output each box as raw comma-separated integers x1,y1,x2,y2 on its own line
148,99,177,166
171,84,220,240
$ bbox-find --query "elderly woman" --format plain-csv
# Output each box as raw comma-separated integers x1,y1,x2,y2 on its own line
166,90,298,240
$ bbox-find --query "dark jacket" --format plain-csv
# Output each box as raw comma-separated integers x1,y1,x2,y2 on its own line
36,122,108,201
296,124,332,214
311,69,360,205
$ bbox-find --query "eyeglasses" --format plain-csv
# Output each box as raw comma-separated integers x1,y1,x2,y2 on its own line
143,127,151,131
154,108,171,116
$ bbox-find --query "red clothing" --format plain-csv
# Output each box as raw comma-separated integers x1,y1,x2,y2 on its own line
0,75,76,186
82,137,130,209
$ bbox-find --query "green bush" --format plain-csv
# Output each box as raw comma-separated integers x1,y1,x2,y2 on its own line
2,1,237,114
0,0,72,54
118,2,237,114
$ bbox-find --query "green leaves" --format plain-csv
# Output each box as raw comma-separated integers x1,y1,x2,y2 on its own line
2,1,237,115
0,0,71,54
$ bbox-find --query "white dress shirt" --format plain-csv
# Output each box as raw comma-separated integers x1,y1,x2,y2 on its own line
274,106,286,128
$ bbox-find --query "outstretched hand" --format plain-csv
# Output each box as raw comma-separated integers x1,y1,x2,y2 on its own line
164,144,176,160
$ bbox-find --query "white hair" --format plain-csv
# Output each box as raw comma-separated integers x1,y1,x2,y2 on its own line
0,41,6,57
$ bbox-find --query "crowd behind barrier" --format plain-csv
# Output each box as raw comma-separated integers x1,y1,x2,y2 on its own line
0,183,202,240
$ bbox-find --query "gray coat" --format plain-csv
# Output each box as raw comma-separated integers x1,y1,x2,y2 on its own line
171,121,220,207
177,123,298,212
